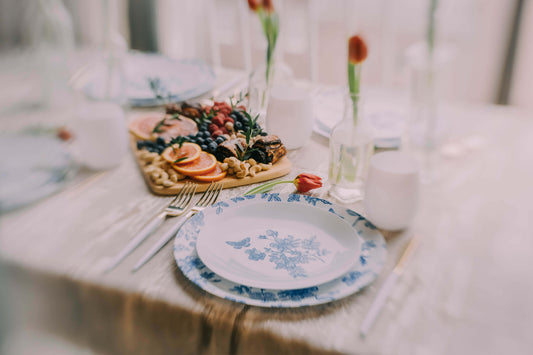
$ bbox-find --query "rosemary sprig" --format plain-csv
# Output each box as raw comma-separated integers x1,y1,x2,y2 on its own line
152,118,172,134
167,136,188,163
233,111,261,161
229,91,247,110
199,107,220,124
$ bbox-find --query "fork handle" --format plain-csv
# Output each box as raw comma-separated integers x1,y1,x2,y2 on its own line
131,210,195,272
104,212,167,273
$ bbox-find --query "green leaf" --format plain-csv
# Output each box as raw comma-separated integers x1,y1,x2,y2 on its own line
244,180,293,196
174,157,188,164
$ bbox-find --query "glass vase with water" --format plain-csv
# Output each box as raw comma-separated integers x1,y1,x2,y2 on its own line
328,93,374,203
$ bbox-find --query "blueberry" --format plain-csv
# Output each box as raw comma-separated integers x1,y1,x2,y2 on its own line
188,134,196,140
136,141,145,150
201,144,208,151
260,131,268,136
215,136,225,144
253,123,260,130
201,130,210,138
147,147,157,153
156,137,165,145
234,121,243,131
232,110,245,122
196,137,205,145
199,122,209,130
229,113,237,120
208,142,218,151
205,137,214,145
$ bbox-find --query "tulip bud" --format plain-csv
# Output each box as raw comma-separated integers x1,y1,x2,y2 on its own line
293,173,322,193
247,0,259,12
348,35,368,64
262,0,274,13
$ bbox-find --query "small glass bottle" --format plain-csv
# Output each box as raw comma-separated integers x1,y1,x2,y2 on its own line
328,93,374,204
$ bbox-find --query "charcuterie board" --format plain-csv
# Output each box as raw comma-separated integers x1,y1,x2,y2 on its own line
128,99,292,195
131,137,292,195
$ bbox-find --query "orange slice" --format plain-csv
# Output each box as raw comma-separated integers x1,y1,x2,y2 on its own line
172,152,217,176
191,163,227,182
161,142,201,164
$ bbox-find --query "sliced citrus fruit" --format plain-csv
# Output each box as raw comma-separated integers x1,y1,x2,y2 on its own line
129,114,198,141
191,163,227,182
161,142,201,164
172,152,217,176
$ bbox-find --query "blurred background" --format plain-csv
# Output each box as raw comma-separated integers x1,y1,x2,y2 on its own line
0,0,532,107
0,0,531,353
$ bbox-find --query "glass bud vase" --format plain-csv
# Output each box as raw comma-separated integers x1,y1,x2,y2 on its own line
248,60,293,128
328,93,374,204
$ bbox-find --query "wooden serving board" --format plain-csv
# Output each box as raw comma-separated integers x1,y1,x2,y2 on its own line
131,137,292,195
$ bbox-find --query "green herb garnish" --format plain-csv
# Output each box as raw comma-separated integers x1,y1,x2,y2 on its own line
229,91,247,110
152,118,172,134
174,156,188,164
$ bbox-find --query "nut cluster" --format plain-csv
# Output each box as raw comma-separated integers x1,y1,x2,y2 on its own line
221,157,271,179
137,150,186,187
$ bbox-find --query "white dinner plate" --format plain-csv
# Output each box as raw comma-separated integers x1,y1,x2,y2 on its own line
0,133,75,211
195,198,360,290
174,193,387,308
84,52,215,106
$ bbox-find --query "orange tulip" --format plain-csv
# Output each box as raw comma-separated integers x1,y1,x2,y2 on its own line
247,0,259,12
348,35,368,64
262,0,274,13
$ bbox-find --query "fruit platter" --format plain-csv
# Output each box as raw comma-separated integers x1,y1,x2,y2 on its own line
129,98,291,194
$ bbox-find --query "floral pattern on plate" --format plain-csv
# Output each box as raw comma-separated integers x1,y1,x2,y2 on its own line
173,193,387,307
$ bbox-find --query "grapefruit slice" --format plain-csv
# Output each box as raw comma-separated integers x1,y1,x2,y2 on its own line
129,114,198,141
172,152,217,176
191,163,227,182
161,142,201,164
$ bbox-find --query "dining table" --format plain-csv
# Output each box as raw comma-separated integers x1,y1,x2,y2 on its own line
1,52,532,355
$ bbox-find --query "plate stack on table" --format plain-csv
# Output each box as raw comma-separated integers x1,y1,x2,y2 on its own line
83,52,215,107
173,193,387,307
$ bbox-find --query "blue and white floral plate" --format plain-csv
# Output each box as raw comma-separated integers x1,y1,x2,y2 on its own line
196,196,360,290
174,193,387,308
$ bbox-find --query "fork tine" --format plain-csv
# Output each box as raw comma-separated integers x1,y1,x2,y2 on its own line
169,182,190,207
180,183,197,208
205,182,223,206
199,182,218,207
196,182,215,205
172,182,194,207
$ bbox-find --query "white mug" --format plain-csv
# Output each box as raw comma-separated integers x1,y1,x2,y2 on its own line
266,85,312,150
74,101,128,170
364,151,419,230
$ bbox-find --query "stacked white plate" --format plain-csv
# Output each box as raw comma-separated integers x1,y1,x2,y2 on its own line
174,193,387,308
84,52,215,107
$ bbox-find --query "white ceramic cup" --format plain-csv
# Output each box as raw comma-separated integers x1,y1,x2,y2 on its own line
266,85,312,150
364,151,419,230
74,101,128,170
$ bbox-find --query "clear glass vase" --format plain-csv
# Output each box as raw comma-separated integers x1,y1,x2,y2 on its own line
328,93,374,204
248,59,293,128
404,42,454,183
